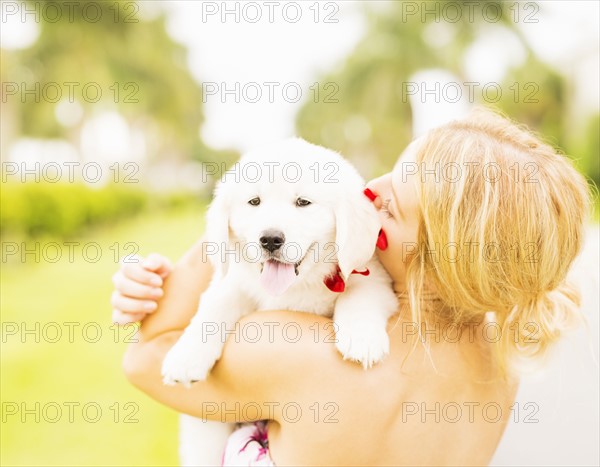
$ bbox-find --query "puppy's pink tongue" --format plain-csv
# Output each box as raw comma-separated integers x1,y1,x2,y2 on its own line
260,260,296,296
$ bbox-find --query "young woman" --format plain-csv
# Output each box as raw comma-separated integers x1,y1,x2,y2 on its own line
112,109,590,466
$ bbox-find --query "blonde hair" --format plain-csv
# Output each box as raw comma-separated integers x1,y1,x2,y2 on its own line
405,108,591,377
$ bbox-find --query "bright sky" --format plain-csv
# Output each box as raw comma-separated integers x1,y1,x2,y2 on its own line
1,0,598,155
160,0,367,151
161,0,600,151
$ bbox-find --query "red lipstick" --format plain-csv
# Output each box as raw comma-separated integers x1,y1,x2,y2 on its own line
376,229,388,250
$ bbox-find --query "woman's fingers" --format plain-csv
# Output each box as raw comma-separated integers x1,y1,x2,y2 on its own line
142,253,173,279
111,291,157,314
111,253,172,325
112,272,163,300
120,258,165,287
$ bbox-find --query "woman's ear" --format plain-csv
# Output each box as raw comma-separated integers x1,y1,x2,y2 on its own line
204,181,231,275
334,188,381,279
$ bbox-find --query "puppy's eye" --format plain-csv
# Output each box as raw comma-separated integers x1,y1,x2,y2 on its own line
296,198,312,207
248,197,261,206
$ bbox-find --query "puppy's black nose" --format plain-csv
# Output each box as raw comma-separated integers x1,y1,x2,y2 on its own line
260,230,285,253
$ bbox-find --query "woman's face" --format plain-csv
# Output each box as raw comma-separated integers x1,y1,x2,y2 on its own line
366,139,422,293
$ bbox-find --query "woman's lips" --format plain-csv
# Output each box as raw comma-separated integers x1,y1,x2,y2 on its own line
364,188,388,250
376,229,388,250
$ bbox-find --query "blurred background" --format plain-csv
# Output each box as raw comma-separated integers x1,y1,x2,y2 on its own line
1,1,598,465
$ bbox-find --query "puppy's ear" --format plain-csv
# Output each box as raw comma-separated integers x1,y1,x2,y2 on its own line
335,187,381,279
204,181,231,275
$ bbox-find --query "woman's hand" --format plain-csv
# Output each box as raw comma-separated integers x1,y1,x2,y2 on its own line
119,239,346,425
111,253,173,325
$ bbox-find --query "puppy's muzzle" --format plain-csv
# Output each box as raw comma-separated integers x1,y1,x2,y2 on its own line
260,229,285,253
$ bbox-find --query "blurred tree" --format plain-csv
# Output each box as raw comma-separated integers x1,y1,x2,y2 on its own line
569,112,600,193
296,0,599,196
1,0,236,165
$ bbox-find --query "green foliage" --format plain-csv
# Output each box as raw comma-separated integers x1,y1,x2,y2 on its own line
578,113,600,187
296,0,599,189
568,113,600,215
297,1,483,170
1,182,147,238
2,1,224,162
495,56,567,149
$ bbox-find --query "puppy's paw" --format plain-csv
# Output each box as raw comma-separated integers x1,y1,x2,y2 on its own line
334,320,390,369
161,339,214,387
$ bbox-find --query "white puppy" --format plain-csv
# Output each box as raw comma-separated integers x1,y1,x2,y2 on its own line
162,138,398,465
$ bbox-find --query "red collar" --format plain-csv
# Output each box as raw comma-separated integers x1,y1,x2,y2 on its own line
324,265,370,293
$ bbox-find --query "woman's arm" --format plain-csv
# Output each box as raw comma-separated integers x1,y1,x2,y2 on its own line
122,241,356,423
131,239,208,342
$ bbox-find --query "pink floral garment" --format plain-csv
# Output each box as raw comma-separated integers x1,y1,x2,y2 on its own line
222,421,275,466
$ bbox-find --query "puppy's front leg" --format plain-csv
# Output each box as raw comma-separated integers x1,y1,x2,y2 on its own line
179,414,234,467
162,277,253,386
333,261,398,369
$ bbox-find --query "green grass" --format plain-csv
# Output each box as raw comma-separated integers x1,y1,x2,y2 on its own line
1,206,204,466
3,200,597,466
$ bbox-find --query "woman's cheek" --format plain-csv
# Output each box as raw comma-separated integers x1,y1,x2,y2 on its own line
375,241,404,283
382,220,411,263
375,246,393,270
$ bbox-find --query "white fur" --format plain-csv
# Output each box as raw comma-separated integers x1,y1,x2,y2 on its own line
161,138,398,465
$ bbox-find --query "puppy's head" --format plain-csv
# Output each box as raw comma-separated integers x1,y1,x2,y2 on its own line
205,138,380,292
